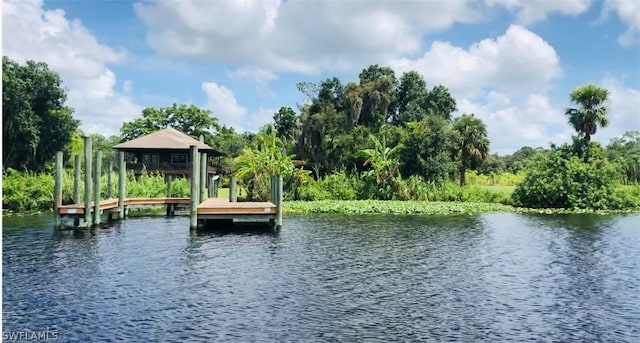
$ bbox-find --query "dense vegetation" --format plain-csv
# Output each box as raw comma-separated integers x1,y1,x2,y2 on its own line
2,57,639,213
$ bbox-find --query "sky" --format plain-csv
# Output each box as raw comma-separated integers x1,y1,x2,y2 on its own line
3,0,640,155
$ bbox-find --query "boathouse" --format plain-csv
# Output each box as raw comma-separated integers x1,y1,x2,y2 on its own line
113,127,224,177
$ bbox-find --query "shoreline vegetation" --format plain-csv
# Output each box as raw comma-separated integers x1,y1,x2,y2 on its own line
4,58,640,218
3,170,638,216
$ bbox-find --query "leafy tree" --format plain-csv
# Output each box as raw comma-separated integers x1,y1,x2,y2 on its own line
3,56,79,171
451,114,490,186
565,84,609,144
399,115,454,182
512,144,625,209
273,106,298,149
396,71,429,124
356,131,403,199
606,131,640,184
358,65,398,127
425,85,457,120
120,104,220,143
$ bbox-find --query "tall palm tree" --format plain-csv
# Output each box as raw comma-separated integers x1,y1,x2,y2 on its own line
452,114,489,186
565,84,610,143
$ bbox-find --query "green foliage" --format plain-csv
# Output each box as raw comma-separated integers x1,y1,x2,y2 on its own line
2,168,54,211
451,113,490,186
273,106,298,147
465,170,524,186
3,56,79,172
512,146,627,210
399,115,454,182
120,104,220,143
284,200,513,215
606,131,640,184
565,83,609,144
234,131,295,201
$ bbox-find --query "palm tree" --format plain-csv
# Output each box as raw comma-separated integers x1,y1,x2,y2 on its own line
452,114,489,186
565,84,610,143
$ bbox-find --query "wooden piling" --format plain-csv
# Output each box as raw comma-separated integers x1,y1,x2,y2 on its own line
73,155,81,203
190,145,199,229
213,177,219,197
93,151,102,226
118,151,126,219
54,151,63,227
275,175,283,228
166,174,173,216
107,159,113,199
208,176,214,198
200,152,207,202
84,136,92,227
270,175,277,204
229,175,237,202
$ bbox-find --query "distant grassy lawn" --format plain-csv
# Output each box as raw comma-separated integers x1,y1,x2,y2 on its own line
476,185,516,196
216,187,230,199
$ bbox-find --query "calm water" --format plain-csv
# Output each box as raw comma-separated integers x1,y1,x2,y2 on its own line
3,213,639,342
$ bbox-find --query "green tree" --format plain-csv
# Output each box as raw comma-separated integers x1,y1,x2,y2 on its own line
451,114,490,186
565,84,610,144
120,104,220,143
399,115,454,182
396,71,429,124
273,106,298,149
356,131,403,198
2,56,79,171
606,131,640,184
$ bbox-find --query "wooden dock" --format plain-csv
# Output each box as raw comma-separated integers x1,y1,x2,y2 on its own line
53,140,283,230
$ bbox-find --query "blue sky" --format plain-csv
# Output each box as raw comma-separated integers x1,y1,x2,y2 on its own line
4,0,639,154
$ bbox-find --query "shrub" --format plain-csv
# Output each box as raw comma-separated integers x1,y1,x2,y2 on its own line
512,148,623,210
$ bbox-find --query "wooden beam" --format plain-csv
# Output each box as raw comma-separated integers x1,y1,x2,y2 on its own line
73,155,81,204
93,150,102,226
84,136,92,227
118,151,126,219
54,151,63,227
190,145,199,229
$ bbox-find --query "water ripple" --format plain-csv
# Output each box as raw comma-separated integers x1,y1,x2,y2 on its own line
3,213,640,342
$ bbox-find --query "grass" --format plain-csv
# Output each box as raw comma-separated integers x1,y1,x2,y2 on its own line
476,185,516,196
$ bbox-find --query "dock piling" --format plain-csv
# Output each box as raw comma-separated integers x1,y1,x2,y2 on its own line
84,136,92,227
229,175,237,202
73,155,81,203
118,151,126,219
93,151,102,226
200,152,207,202
107,159,113,199
166,175,174,216
275,175,283,228
54,151,63,227
190,145,199,229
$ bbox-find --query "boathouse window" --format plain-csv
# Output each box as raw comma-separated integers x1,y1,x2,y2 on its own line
171,153,188,165
142,153,159,168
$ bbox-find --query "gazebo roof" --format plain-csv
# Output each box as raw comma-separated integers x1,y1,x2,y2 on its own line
113,127,223,155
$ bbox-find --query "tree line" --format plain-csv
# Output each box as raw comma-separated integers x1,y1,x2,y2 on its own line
3,56,639,211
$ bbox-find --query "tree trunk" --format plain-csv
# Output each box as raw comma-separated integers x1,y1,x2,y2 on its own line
459,165,466,187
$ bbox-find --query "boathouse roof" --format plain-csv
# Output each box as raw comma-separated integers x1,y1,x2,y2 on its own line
113,127,223,155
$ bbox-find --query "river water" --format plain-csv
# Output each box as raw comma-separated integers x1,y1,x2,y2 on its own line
3,213,639,342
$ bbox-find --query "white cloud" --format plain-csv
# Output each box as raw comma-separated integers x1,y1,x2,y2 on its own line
3,0,141,136
201,81,276,133
597,78,640,143
390,25,561,98
458,93,572,155
485,0,591,25
602,0,640,46
134,0,482,73
228,66,278,96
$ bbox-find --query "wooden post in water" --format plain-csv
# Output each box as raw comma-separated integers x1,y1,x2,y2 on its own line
84,136,92,227
74,155,81,204
208,176,214,198
275,175,283,228
229,175,237,202
200,152,207,202
270,175,277,204
213,177,219,197
166,174,173,216
190,145,199,229
54,151,63,227
93,151,102,226
107,159,113,199
118,151,126,219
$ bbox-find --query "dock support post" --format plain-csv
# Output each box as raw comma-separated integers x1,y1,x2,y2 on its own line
166,174,174,216
107,159,113,199
54,151,63,228
270,175,277,204
275,175,283,228
200,152,207,202
118,151,126,219
229,175,237,202
84,136,92,227
213,177,219,197
93,151,102,226
190,145,199,229
73,155,81,204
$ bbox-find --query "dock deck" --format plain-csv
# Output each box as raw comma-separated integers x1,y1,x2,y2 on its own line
58,197,278,227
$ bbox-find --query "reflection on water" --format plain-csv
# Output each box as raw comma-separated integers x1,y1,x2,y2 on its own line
3,213,640,342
